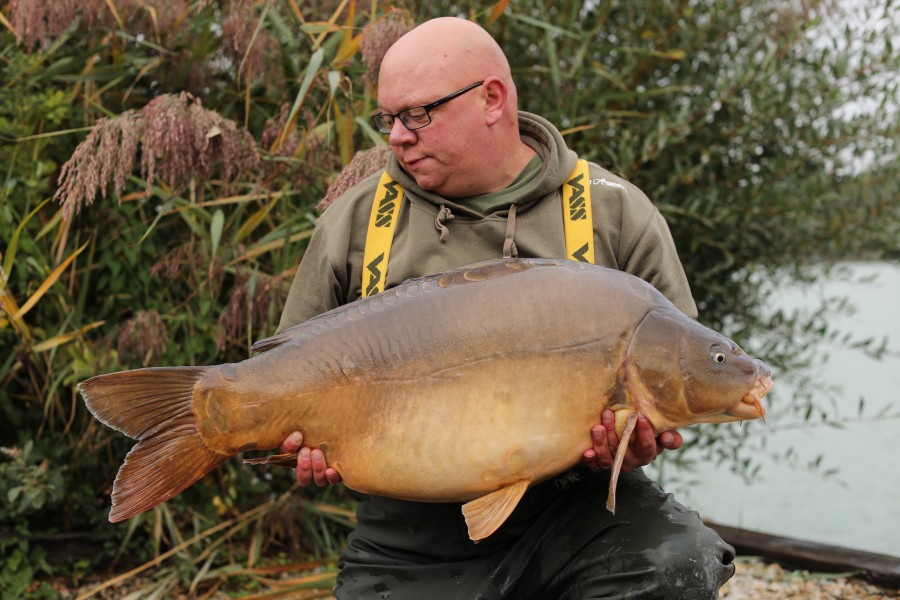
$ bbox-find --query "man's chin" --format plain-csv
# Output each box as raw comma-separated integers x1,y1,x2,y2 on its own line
408,172,443,193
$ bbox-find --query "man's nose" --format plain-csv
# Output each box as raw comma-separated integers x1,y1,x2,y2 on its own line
389,119,417,145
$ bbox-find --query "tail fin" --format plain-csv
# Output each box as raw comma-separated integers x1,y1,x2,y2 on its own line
79,367,229,522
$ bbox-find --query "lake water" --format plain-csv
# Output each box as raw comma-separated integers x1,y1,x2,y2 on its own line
646,261,900,558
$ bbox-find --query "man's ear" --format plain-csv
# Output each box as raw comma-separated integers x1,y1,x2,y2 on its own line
482,76,508,126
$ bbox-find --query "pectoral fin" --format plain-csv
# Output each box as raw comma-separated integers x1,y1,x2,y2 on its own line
606,410,638,514
461,480,530,542
243,452,299,468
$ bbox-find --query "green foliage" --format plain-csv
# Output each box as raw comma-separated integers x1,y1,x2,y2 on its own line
0,441,65,520
0,444,62,599
0,532,56,600
0,0,897,595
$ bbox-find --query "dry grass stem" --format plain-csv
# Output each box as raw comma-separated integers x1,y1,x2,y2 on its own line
150,240,203,282
222,0,278,84
317,145,392,211
261,104,301,157
117,309,168,367
259,104,303,187
54,112,142,218
140,92,257,196
55,92,260,218
360,8,414,88
0,264,9,323
216,271,286,352
260,105,341,191
9,0,217,49
10,0,86,50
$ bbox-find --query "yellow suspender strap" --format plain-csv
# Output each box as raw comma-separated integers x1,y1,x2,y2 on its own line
361,160,593,296
562,159,594,264
361,171,404,298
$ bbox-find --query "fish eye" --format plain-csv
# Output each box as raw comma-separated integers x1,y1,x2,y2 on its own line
711,348,727,364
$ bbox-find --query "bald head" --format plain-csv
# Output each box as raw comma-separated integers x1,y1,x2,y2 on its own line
379,17,518,113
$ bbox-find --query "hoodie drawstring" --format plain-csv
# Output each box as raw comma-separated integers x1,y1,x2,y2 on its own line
503,204,518,259
434,202,518,258
435,204,454,243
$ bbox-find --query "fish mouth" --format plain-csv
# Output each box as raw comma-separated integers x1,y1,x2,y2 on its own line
725,370,773,421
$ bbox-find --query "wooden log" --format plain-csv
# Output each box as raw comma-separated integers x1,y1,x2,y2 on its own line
704,520,900,589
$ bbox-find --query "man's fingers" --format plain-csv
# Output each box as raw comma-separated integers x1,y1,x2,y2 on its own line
281,431,303,454
293,446,340,487
296,447,313,486
657,430,683,452
632,415,658,461
311,448,329,486
587,413,684,473
325,468,343,485
600,409,619,449
583,424,613,471
591,412,685,474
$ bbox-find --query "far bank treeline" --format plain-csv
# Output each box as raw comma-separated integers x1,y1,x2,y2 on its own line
0,0,897,589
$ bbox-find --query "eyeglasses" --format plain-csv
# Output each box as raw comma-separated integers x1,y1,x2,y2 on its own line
372,81,484,134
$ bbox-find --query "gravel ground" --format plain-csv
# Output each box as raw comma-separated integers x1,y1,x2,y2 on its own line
721,557,899,599
61,556,899,599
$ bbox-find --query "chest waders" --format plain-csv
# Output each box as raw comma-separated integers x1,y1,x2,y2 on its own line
361,160,594,297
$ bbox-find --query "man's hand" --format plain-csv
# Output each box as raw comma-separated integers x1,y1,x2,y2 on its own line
582,409,682,473
281,431,343,487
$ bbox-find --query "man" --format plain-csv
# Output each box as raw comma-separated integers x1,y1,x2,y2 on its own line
276,16,735,599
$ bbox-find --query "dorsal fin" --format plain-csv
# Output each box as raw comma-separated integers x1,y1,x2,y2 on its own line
250,322,308,353
461,480,530,542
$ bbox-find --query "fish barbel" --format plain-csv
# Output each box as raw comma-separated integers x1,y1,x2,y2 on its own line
80,258,772,540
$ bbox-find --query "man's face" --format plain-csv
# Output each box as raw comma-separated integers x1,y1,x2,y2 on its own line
377,77,485,198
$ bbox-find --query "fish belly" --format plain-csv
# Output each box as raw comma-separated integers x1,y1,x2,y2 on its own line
283,353,613,502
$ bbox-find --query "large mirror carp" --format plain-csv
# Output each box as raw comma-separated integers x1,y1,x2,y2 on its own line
80,258,772,541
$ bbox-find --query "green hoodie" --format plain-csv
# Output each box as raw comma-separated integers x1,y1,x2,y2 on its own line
278,111,695,331
275,110,700,571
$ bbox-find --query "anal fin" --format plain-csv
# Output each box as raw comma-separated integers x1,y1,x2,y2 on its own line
461,480,530,542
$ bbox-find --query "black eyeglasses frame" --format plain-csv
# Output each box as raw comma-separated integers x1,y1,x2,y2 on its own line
372,81,485,134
